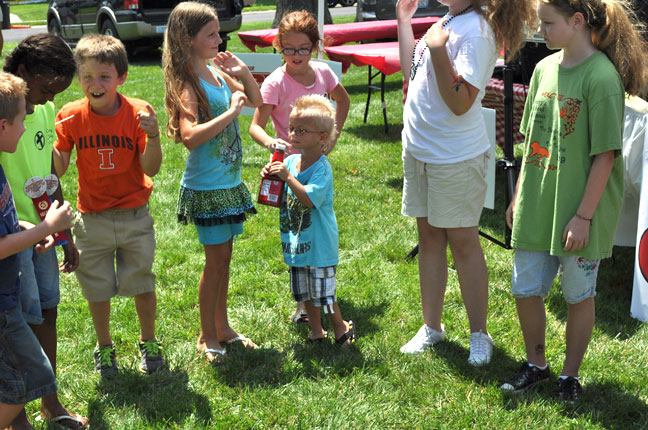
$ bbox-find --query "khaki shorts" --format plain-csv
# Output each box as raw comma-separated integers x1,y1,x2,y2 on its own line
73,205,156,301
401,149,488,228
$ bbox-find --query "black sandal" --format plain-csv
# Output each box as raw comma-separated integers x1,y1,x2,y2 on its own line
307,331,328,344
335,320,358,346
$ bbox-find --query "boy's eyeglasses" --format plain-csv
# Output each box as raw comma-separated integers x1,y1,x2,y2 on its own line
281,47,313,56
288,127,324,136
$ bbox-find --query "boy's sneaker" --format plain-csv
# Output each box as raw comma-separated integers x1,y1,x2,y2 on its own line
557,377,582,402
400,324,445,354
467,331,493,366
139,338,165,374
94,343,118,378
500,362,550,393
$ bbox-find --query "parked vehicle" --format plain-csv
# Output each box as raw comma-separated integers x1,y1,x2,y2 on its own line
47,0,247,51
355,0,446,22
328,0,357,7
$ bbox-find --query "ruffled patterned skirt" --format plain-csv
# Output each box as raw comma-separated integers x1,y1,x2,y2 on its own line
177,182,257,226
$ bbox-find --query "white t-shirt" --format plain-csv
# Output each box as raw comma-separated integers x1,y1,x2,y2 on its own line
402,11,496,164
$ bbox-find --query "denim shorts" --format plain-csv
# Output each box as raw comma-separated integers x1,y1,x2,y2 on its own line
0,306,57,405
17,246,59,325
195,222,243,245
511,249,600,304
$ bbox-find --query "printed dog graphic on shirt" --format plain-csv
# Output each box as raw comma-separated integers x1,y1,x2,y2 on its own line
529,141,550,160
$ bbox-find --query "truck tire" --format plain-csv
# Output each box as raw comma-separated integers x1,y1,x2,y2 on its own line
100,19,119,39
48,17,62,37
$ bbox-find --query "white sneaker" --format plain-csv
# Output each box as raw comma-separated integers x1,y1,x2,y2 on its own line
400,324,445,354
468,331,493,366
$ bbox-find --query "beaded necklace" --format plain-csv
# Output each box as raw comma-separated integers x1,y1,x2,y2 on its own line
409,4,474,81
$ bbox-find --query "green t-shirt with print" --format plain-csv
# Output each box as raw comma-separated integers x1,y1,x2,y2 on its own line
511,51,624,259
0,102,56,225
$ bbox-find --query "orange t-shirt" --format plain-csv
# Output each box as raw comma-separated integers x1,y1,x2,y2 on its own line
54,94,153,213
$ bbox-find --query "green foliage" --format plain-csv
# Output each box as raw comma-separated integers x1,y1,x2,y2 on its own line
2,17,647,430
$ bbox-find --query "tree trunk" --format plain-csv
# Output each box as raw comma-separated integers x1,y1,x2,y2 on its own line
272,0,333,28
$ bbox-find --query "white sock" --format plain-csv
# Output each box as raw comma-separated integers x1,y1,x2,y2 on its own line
559,375,578,380
529,362,548,370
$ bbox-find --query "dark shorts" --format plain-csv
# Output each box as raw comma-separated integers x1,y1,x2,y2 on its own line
0,306,57,405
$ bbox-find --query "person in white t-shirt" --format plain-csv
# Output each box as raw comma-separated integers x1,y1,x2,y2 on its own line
396,0,535,366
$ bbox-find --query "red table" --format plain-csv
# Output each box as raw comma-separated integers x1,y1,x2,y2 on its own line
237,17,440,52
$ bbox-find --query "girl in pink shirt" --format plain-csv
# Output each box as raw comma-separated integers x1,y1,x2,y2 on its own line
250,10,350,156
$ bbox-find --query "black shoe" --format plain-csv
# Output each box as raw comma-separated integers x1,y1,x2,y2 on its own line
500,362,550,393
139,338,165,374
557,377,582,402
94,343,118,378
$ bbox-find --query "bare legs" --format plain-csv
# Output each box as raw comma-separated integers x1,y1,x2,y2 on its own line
517,295,594,376
416,218,489,334
196,239,256,360
304,301,350,344
87,290,157,348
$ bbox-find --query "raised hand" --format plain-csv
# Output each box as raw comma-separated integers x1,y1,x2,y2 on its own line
136,104,160,138
396,0,418,22
214,51,248,77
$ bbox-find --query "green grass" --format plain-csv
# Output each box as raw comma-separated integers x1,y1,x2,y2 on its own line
2,17,648,430
245,0,277,12
6,2,47,26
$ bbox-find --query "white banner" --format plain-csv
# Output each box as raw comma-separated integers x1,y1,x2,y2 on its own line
631,126,648,322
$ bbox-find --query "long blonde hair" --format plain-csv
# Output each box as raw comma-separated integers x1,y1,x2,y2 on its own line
470,0,537,59
542,0,648,96
162,1,219,143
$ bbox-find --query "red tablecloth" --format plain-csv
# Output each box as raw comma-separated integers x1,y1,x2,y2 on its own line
237,17,440,52
482,78,528,148
324,41,401,75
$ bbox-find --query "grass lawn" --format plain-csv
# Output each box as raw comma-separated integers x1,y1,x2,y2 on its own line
2,16,648,430
5,2,47,26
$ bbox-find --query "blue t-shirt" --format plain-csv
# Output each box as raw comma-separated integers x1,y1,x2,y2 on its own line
0,165,21,311
181,68,243,191
280,154,338,267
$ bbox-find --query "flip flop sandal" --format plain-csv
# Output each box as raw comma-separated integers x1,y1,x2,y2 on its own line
335,320,358,346
306,331,328,344
38,414,89,430
224,336,258,349
205,347,227,364
290,311,310,325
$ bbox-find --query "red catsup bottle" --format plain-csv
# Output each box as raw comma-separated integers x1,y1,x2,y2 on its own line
258,144,286,207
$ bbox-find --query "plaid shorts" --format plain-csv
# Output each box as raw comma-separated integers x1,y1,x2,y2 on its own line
289,266,337,309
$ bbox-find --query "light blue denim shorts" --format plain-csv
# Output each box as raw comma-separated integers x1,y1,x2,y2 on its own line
195,222,243,245
0,306,57,405
511,249,600,304
17,246,59,325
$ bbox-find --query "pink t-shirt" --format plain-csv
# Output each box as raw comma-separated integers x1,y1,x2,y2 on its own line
261,61,339,149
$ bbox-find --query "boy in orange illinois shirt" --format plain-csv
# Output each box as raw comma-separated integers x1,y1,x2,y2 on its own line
53,34,164,378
